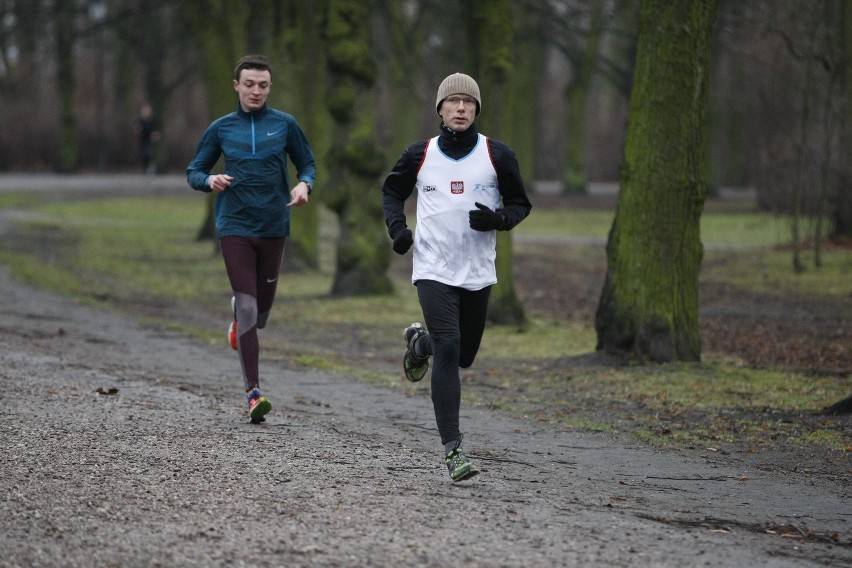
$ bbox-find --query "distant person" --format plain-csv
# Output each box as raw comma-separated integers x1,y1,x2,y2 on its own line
381,73,532,481
186,54,317,424
135,103,161,174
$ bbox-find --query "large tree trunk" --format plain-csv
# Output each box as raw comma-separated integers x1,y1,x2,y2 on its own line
325,0,392,296
280,0,325,272
595,0,717,362
468,0,527,326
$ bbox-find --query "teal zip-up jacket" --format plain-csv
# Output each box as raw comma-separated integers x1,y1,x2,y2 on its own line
186,104,316,238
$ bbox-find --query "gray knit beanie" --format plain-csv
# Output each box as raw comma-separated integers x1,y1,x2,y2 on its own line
435,73,481,116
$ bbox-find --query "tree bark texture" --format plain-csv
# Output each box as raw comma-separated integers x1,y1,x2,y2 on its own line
325,0,392,296
595,0,717,362
280,0,326,272
470,0,527,326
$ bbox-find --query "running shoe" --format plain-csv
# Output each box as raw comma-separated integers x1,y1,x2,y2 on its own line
228,296,238,350
445,441,479,482
402,322,429,382
246,388,271,423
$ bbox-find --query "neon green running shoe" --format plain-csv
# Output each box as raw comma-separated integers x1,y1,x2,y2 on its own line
402,323,429,382
445,443,480,482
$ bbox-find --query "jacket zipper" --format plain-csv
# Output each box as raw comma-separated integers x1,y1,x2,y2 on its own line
251,115,256,155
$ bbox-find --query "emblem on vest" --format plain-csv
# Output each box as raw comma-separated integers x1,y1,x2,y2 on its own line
450,181,464,194
473,182,497,191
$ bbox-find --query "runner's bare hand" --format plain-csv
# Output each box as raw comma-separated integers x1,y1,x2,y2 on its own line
208,174,233,192
288,182,310,207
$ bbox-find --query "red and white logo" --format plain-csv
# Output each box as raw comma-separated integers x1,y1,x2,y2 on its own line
450,181,464,194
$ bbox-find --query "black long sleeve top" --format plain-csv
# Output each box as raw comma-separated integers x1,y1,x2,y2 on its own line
381,122,531,240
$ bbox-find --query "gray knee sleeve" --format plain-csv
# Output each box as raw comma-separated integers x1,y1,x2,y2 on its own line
233,292,258,335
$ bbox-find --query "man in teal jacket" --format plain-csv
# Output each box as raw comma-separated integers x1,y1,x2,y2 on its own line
187,54,316,424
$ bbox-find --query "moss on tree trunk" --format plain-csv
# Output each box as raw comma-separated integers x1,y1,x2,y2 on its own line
325,0,392,296
595,0,717,362
470,0,527,327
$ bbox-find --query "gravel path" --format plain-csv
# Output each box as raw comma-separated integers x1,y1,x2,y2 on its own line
1,267,849,567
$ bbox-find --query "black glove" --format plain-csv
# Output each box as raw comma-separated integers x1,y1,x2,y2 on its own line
469,202,505,231
392,228,414,254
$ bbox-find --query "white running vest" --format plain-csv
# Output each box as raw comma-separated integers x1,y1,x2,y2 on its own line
412,133,501,290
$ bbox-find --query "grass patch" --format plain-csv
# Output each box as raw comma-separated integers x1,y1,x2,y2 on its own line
498,358,849,451
9,196,230,305
514,208,614,237
516,205,806,247
276,283,423,327
478,320,595,360
703,247,852,298
0,193,46,208
0,250,85,296
700,213,794,247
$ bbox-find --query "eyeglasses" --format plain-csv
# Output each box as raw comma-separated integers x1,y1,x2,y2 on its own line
444,96,476,107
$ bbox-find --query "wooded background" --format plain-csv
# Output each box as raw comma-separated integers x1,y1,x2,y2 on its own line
0,0,848,232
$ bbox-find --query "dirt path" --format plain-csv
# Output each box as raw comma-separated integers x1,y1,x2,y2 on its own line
0,265,850,567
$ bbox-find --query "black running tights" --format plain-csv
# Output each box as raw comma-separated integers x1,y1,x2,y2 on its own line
415,279,491,445
220,236,286,391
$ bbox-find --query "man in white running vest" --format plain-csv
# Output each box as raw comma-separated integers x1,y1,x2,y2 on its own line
381,72,532,482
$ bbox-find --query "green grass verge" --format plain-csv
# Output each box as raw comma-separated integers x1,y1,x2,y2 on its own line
515,205,812,247
703,247,852,298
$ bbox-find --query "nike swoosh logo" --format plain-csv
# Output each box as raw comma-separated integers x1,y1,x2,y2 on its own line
267,130,282,136
266,277,278,283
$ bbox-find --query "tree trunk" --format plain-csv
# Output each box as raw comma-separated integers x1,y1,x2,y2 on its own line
280,0,325,272
468,0,527,326
836,0,852,239
507,3,546,187
325,0,392,296
180,0,251,250
595,0,717,362
790,9,821,273
815,1,841,268
563,0,605,194
489,232,526,324
55,0,77,173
